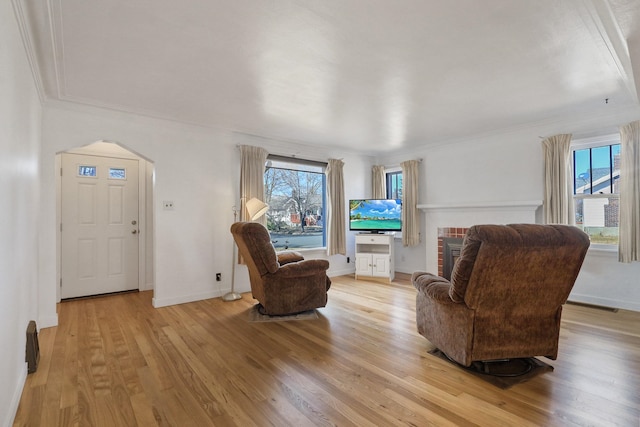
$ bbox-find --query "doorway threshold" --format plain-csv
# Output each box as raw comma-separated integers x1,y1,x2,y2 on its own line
61,289,139,302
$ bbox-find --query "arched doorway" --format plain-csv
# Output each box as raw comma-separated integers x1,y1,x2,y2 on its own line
57,141,154,300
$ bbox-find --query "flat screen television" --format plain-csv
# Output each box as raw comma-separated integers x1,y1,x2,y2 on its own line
349,199,402,233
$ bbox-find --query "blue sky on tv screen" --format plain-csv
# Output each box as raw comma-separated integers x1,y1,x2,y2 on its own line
351,199,401,219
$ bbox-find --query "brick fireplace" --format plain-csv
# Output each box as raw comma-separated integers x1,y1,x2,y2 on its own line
419,200,542,278
438,227,468,278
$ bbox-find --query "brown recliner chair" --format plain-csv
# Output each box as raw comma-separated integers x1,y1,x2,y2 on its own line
230,222,331,315
412,224,590,367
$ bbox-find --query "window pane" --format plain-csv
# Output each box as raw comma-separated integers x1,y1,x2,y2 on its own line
572,141,620,245
264,159,326,250
574,198,583,225
591,146,611,194
386,171,403,199
109,168,126,179
612,144,621,194
574,196,620,244
78,166,97,177
574,149,590,194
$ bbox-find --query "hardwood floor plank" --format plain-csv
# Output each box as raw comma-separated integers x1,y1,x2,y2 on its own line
265,357,347,426
159,325,226,418
39,304,72,426
129,322,176,393
128,393,158,427
13,384,45,427
379,387,472,427
56,404,77,427
259,392,317,427
13,274,640,426
75,359,99,426
59,301,79,410
135,366,180,426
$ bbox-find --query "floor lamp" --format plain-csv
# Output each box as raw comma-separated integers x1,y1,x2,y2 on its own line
223,197,268,302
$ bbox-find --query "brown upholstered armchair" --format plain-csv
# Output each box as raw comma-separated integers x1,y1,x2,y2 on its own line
230,222,331,315
412,224,589,367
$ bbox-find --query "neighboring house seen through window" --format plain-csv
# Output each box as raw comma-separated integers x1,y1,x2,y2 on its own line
264,155,327,250
572,137,620,245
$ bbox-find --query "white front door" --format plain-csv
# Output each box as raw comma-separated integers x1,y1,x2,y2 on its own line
61,153,139,299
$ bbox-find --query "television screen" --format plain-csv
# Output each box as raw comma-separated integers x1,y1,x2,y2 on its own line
349,199,402,233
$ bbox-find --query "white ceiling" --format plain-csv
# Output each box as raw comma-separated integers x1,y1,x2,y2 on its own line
16,0,640,153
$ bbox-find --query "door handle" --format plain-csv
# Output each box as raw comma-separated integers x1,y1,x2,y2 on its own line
132,230,138,234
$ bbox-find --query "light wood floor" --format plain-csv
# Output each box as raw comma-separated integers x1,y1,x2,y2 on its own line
14,274,640,426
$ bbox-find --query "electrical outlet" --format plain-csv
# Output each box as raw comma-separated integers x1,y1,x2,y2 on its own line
347,256,350,263
216,272,221,281
163,201,174,210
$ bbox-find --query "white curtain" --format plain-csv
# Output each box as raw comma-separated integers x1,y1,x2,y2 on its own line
239,145,268,226
542,134,573,224
619,121,640,262
372,165,386,199
326,158,346,256
401,160,420,247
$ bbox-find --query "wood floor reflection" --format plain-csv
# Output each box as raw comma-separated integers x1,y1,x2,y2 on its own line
14,273,640,426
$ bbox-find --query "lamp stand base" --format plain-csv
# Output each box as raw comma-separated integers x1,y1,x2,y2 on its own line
222,292,242,302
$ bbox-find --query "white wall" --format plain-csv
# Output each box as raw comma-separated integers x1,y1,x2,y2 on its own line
38,102,369,318
39,103,236,311
0,3,42,425
378,122,640,312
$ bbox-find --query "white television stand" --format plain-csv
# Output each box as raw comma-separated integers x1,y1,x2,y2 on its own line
354,233,395,282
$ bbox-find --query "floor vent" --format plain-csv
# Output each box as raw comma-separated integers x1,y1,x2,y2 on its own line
26,320,40,374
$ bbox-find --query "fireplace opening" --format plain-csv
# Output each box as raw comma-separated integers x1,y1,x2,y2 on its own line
442,237,463,281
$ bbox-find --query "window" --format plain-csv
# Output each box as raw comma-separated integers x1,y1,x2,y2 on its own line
78,165,97,177
573,137,620,245
264,155,326,250
109,167,126,179
386,170,402,199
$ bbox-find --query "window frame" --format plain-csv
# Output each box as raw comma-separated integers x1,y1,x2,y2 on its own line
382,167,404,238
264,155,327,251
571,134,620,250
385,168,402,200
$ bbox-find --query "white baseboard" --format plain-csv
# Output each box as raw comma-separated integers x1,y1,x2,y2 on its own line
152,289,223,308
328,267,355,277
4,364,28,427
568,293,640,312
38,313,58,329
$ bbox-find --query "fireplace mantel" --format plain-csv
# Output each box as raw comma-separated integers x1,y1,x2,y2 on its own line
420,200,543,274
418,200,542,212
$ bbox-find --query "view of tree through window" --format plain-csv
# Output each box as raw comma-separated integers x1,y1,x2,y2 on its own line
573,142,620,244
264,156,326,250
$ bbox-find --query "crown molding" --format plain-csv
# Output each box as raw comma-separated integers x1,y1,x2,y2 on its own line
579,0,638,103
11,0,46,103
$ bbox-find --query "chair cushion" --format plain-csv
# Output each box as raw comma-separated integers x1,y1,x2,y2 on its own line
277,251,305,266
231,222,279,275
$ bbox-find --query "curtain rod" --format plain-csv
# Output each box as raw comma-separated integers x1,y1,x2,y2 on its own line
383,158,423,168
236,144,330,166
267,154,328,167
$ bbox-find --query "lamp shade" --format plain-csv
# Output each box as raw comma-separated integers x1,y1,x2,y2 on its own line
246,197,268,220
